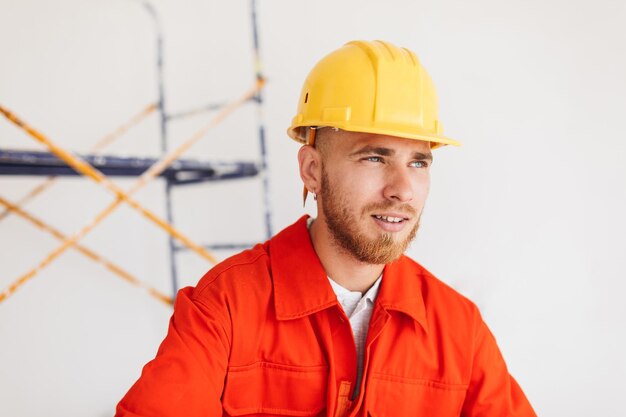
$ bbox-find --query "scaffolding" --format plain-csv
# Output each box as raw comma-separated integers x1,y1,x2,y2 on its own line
0,0,271,305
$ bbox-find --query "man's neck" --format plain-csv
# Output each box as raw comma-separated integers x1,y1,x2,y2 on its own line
309,217,384,293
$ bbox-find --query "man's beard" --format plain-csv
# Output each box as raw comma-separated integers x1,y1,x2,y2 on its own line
320,168,420,265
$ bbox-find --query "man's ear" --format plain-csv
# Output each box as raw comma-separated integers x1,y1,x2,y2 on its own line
298,145,322,195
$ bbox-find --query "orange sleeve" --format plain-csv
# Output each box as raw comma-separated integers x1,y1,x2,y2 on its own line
115,287,231,417
461,313,537,417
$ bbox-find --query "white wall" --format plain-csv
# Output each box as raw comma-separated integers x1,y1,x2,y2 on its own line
1,0,625,416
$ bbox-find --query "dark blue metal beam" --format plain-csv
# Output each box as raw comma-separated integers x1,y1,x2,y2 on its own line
0,149,259,185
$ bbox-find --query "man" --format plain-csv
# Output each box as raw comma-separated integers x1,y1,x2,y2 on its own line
116,40,536,416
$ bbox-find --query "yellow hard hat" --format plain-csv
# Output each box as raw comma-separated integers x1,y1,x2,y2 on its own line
287,40,460,148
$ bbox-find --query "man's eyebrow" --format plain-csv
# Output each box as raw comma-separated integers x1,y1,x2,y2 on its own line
412,151,433,161
349,146,394,157
349,145,433,161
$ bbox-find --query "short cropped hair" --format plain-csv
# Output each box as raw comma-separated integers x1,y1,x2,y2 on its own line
313,127,340,159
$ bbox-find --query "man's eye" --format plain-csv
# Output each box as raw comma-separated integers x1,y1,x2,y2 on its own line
410,161,428,168
365,156,382,163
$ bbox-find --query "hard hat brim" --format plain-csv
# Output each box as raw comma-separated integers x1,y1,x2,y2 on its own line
287,125,461,148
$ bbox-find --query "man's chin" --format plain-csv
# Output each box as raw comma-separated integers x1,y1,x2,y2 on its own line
345,236,407,265
355,249,404,266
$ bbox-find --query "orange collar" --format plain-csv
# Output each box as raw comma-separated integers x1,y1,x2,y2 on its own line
269,216,428,332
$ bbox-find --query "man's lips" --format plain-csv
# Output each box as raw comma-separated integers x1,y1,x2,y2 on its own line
364,203,417,230
371,213,410,224
370,212,413,232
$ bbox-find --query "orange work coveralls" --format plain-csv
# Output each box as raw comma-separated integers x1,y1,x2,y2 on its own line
116,216,536,417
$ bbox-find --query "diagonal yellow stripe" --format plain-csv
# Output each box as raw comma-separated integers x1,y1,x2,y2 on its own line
0,80,263,302
0,195,173,306
0,102,157,222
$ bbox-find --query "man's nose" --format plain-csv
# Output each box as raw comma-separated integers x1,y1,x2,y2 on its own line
382,165,414,202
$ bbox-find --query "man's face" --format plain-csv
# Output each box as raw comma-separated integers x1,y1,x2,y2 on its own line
317,130,432,265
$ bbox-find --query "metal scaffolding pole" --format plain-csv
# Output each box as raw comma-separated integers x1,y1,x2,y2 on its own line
142,2,180,296
250,0,272,239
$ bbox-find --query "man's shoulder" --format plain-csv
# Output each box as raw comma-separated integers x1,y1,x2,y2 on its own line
191,242,272,301
186,216,312,306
